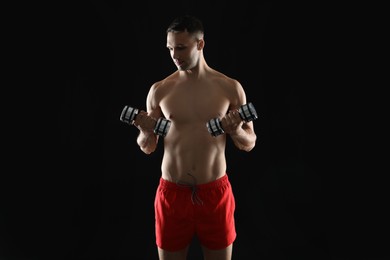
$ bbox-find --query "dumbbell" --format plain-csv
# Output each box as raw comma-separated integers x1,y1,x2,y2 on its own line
120,105,171,137
206,102,258,137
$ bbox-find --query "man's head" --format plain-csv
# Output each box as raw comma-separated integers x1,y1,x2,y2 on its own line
166,15,204,40
166,15,205,71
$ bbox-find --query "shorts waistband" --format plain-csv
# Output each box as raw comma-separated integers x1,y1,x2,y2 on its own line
159,173,229,191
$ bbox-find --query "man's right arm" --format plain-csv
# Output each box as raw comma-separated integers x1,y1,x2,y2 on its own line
135,82,162,154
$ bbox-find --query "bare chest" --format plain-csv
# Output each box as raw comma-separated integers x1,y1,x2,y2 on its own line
160,84,229,124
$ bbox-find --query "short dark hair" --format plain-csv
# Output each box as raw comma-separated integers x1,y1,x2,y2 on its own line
166,15,204,37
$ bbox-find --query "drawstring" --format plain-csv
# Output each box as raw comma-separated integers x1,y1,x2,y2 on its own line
176,173,204,205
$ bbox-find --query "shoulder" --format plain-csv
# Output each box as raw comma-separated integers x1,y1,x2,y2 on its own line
150,72,179,92
147,77,171,99
209,70,247,107
210,70,244,94
147,73,178,106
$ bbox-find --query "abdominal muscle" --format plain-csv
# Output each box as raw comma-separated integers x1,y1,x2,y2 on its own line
161,125,227,185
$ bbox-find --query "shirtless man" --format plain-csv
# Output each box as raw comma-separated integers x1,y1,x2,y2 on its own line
131,15,257,260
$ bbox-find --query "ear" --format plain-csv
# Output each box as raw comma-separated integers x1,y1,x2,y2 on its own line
197,39,205,50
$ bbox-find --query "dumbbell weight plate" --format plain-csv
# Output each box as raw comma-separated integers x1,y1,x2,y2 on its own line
206,118,225,137
154,118,171,137
120,106,138,124
238,102,258,122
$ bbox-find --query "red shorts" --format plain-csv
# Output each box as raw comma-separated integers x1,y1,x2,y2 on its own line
154,174,236,251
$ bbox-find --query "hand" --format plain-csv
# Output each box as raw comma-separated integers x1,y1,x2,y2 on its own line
220,109,243,135
132,111,157,134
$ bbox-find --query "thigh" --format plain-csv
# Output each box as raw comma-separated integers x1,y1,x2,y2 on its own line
202,244,233,260
158,245,189,260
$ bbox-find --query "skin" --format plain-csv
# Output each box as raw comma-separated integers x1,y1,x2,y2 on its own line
132,29,257,260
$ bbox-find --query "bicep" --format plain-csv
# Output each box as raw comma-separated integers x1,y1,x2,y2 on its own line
229,79,247,110
146,83,163,119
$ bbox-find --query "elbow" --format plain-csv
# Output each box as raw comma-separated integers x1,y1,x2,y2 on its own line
241,136,257,152
236,141,256,152
137,136,158,154
241,143,255,152
139,141,157,154
140,146,156,155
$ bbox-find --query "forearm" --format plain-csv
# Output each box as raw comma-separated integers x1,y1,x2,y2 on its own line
229,128,257,152
137,130,158,154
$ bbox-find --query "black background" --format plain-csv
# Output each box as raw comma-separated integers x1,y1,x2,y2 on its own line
2,1,387,260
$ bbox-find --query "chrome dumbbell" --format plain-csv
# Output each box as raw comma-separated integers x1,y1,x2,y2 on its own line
120,105,171,137
206,102,258,137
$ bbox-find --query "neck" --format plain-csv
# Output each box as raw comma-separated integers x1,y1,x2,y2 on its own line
181,56,209,79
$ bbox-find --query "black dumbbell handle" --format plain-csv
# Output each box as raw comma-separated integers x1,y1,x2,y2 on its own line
120,106,171,137
207,102,258,137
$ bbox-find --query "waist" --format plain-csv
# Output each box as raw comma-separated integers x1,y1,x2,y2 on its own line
159,173,229,191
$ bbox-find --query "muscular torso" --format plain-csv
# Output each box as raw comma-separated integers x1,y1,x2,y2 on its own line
153,70,239,184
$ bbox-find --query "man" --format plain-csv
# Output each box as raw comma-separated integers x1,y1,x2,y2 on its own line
131,14,256,260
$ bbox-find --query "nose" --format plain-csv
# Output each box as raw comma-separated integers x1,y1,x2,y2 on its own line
171,49,180,60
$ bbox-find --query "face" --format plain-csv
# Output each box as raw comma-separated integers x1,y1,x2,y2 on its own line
166,31,201,71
